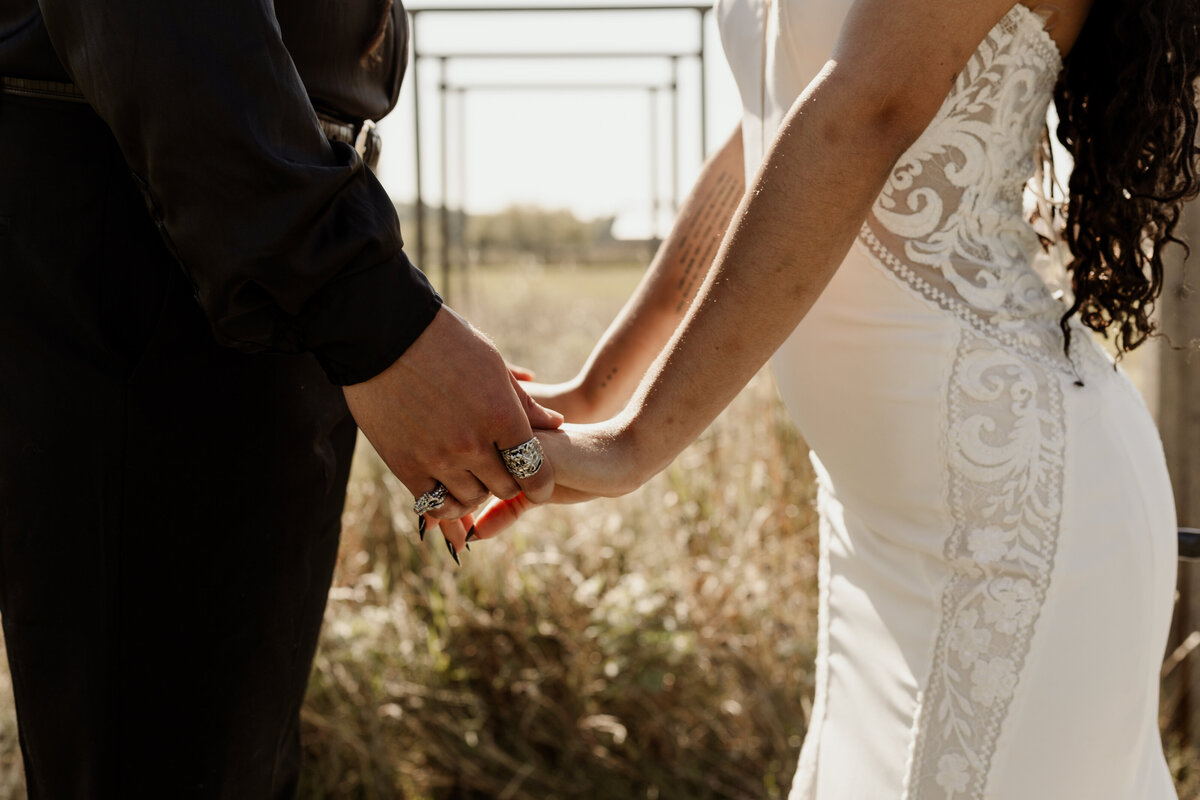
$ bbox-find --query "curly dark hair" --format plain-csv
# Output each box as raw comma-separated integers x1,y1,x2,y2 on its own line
1049,0,1200,355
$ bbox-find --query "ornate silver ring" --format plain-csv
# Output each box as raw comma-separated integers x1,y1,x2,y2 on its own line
499,437,545,479
413,483,450,515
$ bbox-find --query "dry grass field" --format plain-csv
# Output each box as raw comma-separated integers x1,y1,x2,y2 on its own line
0,262,1196,798
296,264,821,798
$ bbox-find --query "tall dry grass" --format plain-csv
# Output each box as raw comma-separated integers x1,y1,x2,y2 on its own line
296,264,820,798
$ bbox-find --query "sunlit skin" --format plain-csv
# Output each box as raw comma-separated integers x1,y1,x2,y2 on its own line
472,0,1093,538
344,305,563,550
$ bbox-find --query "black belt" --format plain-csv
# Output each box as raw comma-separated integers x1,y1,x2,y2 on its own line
0,77,383,170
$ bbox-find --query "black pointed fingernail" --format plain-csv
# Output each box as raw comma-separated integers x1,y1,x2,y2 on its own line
465,526,476,543
446,538,460,566
417,515,426,541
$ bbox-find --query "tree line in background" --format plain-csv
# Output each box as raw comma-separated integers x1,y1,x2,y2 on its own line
395,202,658,267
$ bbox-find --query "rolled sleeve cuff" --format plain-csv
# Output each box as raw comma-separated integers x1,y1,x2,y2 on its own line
302,250,443,386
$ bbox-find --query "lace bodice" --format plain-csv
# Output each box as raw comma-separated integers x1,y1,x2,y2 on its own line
717,1,1097,377
860,5,1080,376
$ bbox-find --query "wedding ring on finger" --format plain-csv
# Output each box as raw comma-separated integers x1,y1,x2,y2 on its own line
413,483,450,515
498,437,545,479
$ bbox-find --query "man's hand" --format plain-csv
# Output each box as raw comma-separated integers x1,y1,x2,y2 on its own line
343,306,562,543
471,422,647,541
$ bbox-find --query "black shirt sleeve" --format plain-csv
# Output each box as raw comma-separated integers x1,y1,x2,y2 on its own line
37,0,442,386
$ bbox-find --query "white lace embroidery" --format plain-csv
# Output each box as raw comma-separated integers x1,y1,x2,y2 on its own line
858,14,1081,794
903,328,1066,800
859,5,1079,377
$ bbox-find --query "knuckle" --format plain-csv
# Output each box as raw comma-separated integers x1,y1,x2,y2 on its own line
460,491,490,509
494,482,522,501
425,502,461,520
521,481,552,504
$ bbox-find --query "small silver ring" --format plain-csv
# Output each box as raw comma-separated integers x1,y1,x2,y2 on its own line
413,483,449,515
498,437,545,479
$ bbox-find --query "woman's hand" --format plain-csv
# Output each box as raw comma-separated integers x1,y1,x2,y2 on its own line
506,363,604,423
470,421,647,539
523,378,617,424
508,362,626,424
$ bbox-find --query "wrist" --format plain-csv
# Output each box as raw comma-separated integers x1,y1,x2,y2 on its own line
604,411,660,494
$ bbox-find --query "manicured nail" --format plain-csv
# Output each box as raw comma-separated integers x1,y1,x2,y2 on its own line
465,526,476,543
445,538,460,566
417,515,426,541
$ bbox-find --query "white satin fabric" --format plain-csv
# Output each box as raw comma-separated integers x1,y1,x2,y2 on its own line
714,2,1180,797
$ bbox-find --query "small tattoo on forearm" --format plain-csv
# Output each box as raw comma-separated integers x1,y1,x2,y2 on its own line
672,168,742,313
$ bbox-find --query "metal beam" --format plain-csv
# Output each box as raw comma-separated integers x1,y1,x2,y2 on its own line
443,82,676,91
407,1,714,285
416,50,702,59
409,4,711,12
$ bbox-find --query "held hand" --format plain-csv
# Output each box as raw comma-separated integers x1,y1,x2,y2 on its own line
507,364,603,423
471,422,646,540
524,376,636,424
522,378,598,423
343,306,563,549
506,363,536,382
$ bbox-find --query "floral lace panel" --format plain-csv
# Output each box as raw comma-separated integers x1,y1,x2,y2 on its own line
903,329,1065,799
862,5,1071,373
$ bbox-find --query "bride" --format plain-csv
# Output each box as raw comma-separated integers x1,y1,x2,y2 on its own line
457,0,1199,796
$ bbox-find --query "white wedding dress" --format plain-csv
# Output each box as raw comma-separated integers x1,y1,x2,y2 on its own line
715,1,1180,797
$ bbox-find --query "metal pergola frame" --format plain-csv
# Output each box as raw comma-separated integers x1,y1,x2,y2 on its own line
406,2,714,298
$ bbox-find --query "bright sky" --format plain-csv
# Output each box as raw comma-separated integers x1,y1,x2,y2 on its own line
373,1,743,239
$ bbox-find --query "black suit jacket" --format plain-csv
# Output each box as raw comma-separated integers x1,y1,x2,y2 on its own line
0,0,441,385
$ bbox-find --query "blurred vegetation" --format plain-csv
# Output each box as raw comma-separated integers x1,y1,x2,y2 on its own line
296,264,819,799
0,263,1195,798
395,203,658,268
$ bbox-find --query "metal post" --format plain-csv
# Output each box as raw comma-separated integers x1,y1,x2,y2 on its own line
438,56,451,301
670,55,680,213
410,11,425,269
456,88,469,302
1162,201,1200,748
649,87,660,239
698,7,709,158
405,3,715,250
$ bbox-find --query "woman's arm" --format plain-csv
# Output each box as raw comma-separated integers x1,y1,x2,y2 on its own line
477,0,1031,529
527,127,746,422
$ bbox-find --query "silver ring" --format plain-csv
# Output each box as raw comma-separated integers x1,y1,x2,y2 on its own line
498,437,545,479
413,483,449,515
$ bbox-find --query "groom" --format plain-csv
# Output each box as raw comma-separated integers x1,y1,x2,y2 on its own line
0,0,553,796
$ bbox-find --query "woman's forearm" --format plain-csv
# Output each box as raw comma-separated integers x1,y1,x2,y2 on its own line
613,0,1008,483
566,126,746,420
478,0,1045,530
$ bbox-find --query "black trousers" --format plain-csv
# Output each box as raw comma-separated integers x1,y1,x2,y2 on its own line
0,94,357,797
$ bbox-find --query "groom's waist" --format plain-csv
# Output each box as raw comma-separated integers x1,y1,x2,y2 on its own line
0,77,384,171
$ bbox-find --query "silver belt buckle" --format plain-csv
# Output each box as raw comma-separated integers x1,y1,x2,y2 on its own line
354,119,377,160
